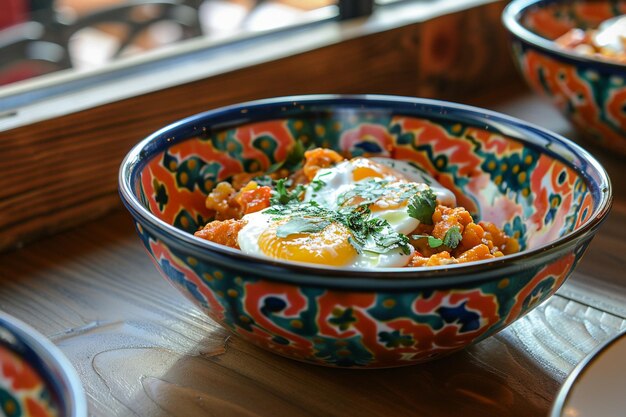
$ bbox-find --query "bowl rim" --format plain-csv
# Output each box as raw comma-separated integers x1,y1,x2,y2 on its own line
549,329,626,417
502,0,626,70
119,94,612,288
0,311,87,417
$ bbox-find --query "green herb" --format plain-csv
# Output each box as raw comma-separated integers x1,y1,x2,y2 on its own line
407,188,437,225
411,234,444,248
276,218,331,238
266,202,410,255
442,226,462,249
311,171,331,192
338,178,422,208
339,178,389,206
270,179,305,206
411,226,462,249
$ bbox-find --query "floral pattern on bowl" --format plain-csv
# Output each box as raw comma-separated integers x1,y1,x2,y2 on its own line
120,95,611,368
0,313,87,416
503,0,626,155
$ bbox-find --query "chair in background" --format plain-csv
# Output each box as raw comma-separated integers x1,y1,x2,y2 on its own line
0,20,71,85
0,0,204,83
62,0,203,66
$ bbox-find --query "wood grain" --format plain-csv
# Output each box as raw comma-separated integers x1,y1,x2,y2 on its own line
0,1,517,252
0,207,622,417
0,83,624,414
0,10,623,415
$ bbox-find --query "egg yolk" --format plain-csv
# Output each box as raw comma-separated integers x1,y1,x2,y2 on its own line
258,221,357,266
351,158,406,182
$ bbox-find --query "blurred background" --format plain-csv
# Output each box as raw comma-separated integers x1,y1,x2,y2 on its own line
0,0,399,86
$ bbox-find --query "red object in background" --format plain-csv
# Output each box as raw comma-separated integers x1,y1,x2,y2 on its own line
1,0,27,29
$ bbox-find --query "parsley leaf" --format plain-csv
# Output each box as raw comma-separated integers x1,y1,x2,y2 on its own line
276,218,331,238
442,226,462,249
407,188,437,224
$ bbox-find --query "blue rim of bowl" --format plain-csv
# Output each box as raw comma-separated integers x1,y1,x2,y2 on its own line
118,94,612,289
502,0,626,71
0,311,87,417
549,329,626,417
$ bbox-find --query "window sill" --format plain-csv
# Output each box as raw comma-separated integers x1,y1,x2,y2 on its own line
0,0,514,251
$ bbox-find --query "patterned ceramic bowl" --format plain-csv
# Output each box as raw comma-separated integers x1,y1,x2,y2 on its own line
119,95,612,368
0,312,87,416
503,0,626,155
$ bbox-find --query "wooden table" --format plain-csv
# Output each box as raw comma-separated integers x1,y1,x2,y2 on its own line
0,88,624,417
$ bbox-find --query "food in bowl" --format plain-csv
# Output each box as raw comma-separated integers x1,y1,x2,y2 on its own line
119,95,611,368
502,0,626,155
555,15,626,63
194,147,519,268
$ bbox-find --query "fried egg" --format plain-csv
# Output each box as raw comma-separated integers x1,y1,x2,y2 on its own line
237,211,412,268
237,157,454,269
303,157,456,235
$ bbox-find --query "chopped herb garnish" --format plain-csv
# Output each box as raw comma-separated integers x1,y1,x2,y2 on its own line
442,226,462,249
270,179,305,206
276,218,331,238
411,234,444,248
311,171,331,191
412,226,462,249
266,202,410,255
338,178,423,208
407,188,437,225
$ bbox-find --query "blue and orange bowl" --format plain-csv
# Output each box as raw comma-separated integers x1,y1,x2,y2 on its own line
0,312,86,416
503,0,626,156
119,95,612,368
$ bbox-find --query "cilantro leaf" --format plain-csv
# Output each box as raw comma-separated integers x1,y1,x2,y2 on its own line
266,202,411,255
338,178,389,206
270,179,304,205
311,171,331,192
412,234,444,248
407,188,437,224
442,226,462,249
276,218,331,238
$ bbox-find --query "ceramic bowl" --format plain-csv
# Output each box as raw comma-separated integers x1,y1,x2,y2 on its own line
503,0,626,155
0,312,87,416
119,95,612,368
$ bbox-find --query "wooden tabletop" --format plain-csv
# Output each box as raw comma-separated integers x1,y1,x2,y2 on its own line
0,88,624,417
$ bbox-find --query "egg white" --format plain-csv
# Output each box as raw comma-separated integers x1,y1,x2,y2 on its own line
237,157,452,269
303,157,456,235
237,210,413,268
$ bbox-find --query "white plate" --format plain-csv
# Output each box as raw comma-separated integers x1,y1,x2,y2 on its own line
551,330,626,417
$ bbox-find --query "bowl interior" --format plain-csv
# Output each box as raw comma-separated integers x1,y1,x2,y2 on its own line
129,99,601,256
520,0,626,40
